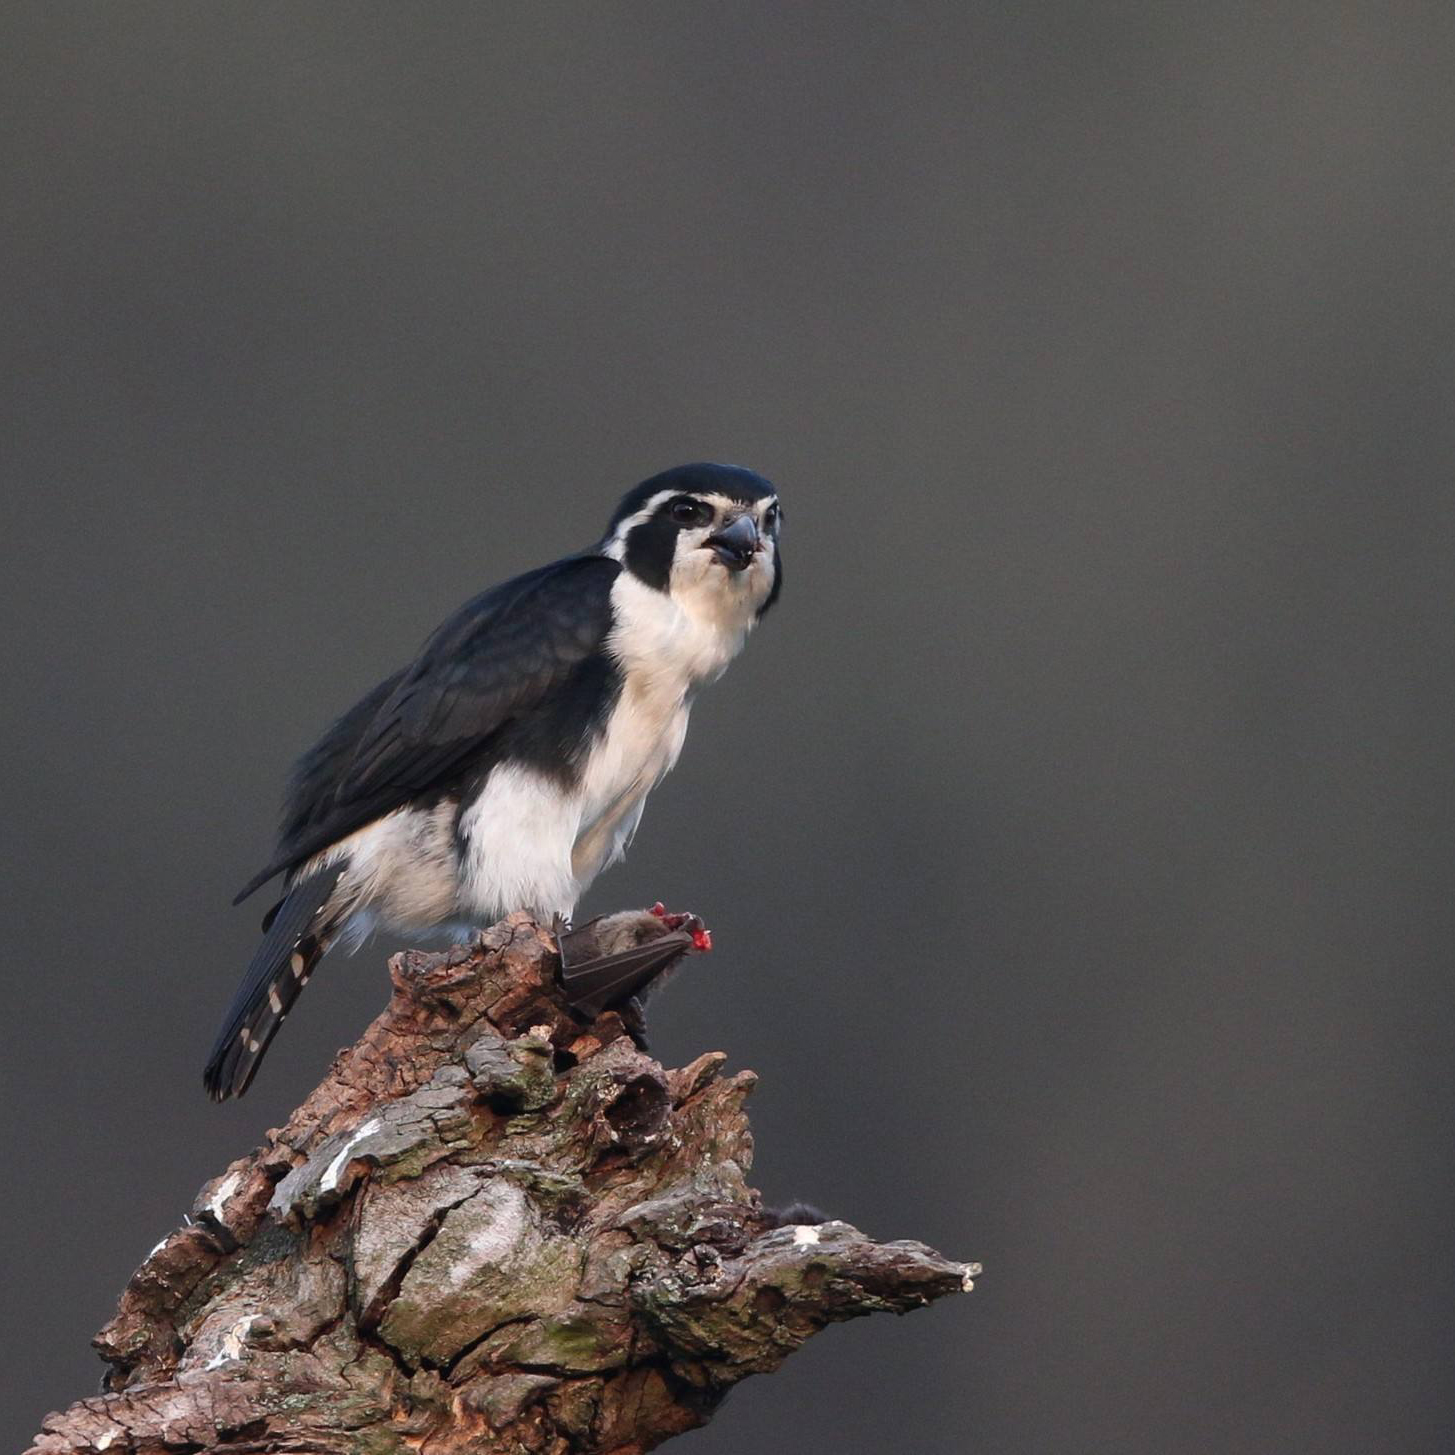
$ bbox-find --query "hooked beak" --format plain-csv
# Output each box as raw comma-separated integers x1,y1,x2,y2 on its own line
706,513,760,572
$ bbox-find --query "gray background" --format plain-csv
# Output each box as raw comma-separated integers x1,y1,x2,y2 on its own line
3,4,1452,1451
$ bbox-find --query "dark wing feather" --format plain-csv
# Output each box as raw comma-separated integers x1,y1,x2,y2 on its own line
278,669,406,849
235,554,620,903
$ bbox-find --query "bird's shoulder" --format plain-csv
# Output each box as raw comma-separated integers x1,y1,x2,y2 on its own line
411,551,620,682
238,552,621,903
322,550,623,793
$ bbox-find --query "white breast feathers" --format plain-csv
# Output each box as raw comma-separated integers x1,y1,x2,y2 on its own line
443,570,762,927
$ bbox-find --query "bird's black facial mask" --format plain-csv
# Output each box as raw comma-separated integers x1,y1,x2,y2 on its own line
622,511,680,591
622,492,730,591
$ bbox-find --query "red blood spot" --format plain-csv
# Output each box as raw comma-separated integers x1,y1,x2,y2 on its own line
650,901,668,918
691,928,713,953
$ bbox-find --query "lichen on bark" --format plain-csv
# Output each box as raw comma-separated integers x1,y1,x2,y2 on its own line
29,912,974,1455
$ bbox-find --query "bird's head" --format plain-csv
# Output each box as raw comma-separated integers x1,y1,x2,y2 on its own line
602,463,783,623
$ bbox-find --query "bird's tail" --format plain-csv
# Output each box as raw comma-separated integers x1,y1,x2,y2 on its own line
203,862,344,1101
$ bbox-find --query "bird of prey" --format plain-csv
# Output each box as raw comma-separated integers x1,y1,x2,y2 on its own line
203,463,783,1100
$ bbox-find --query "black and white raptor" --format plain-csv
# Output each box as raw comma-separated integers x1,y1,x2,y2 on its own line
203,462,783,1100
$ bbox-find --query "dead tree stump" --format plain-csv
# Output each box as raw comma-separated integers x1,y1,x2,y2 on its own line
29,912,975,1455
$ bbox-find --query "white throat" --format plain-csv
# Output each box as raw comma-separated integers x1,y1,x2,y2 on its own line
607,570,756,691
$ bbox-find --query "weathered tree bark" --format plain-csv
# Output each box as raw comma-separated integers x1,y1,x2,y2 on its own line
29,912,975,1455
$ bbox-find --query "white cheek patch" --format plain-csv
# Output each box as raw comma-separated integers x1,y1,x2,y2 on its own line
669,534,774,635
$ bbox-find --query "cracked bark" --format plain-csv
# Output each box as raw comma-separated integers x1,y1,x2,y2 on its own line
29,912,975,1455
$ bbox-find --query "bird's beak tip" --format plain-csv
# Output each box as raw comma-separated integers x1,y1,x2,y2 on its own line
706,514,760,571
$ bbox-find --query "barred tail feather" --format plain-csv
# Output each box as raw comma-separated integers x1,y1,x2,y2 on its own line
203,863,344,1101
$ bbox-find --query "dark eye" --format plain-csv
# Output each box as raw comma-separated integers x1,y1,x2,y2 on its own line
669,497,712,527
764,502,781,531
